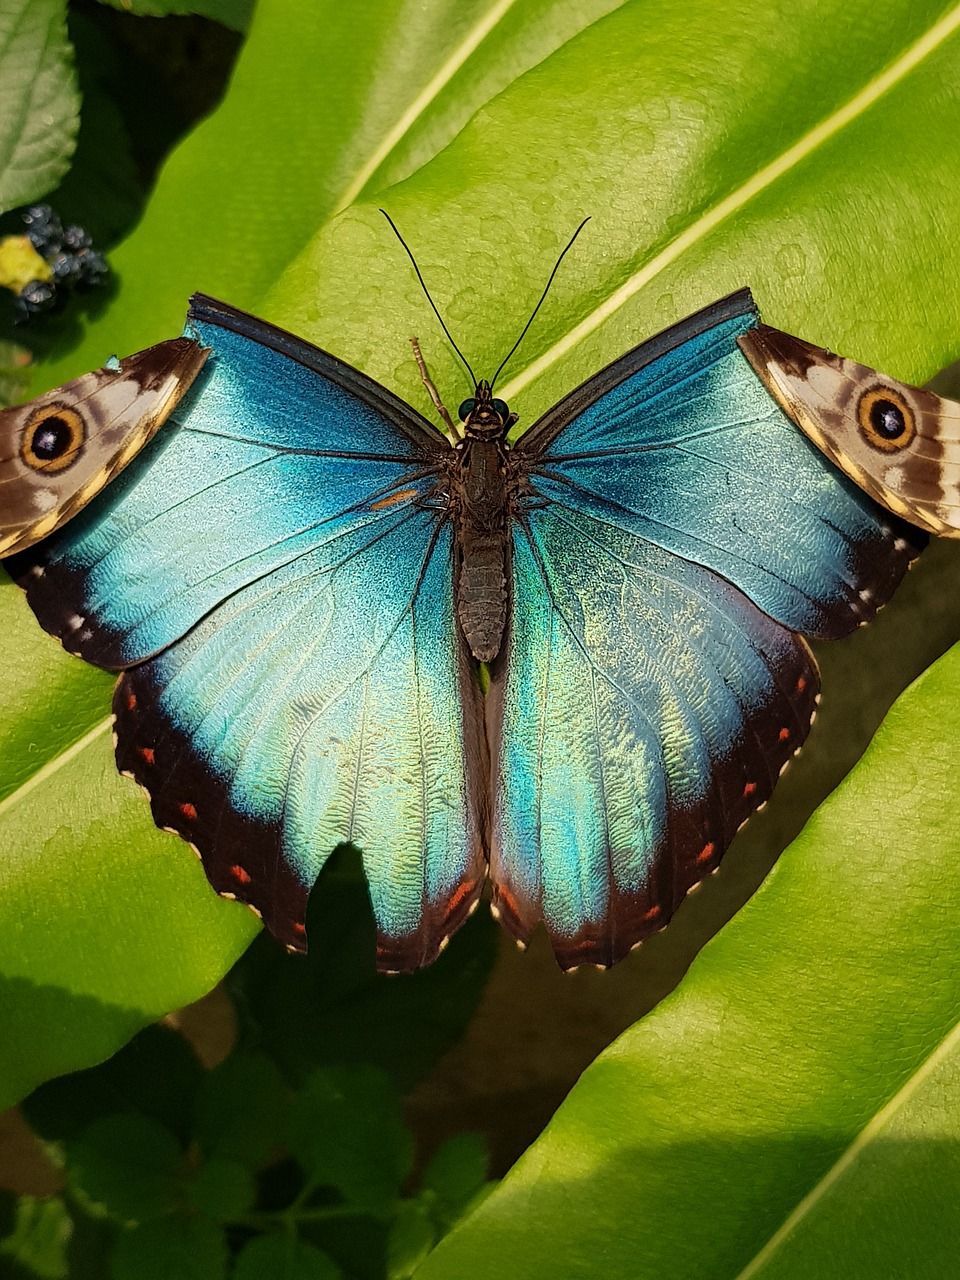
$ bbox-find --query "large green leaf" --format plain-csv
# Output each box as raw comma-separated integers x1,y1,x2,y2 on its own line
0,0,79,214
3,0,960,1130
417,639,960,1279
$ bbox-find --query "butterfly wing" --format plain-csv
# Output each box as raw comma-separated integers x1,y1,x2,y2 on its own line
0,338,206,556
491,292,923,968
12,297,485,968
740,323,960,537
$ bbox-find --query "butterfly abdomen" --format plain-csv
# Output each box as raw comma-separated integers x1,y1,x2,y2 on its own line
454,437,510,662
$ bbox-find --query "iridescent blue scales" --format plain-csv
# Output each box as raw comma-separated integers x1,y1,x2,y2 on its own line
10,290,923,970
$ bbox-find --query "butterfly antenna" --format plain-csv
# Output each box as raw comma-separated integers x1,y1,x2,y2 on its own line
490,218,590,390
380,210,477,388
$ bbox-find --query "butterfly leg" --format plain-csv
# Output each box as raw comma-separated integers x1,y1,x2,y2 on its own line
410,337,460,440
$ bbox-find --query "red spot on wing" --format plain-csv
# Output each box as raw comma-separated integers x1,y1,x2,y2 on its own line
445,879,476,918
778,727,791,742
230,864,252,885
140,747,155,765
292,921,306,936
126,692,137,711
697,842,716,865
179,802,197,820
796,676,807,693
643,905,661,923
743,781,757,798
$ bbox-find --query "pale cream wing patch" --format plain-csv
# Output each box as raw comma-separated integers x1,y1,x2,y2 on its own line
738,324,960,537
0,336,208,556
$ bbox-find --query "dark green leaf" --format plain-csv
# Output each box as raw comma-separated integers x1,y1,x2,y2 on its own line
24,1023,204,1145
67,1115,181,1223
0,1188,16,1240
386,1201,435,1280
286,1066,412,1212
183,1158,254,1223
109,1215,226,1280
192,1050,288,1168
0,0,80,215
420,1134,488,1231
231,849,497,1090
233,1234,342,1280
0,1195,70,1279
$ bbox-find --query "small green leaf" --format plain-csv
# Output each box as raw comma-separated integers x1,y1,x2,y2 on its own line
183,1158,254,1223
421,1134,488,1231
0,0,80,215
67,1115,181,1223
0,1195,70,1279
109,1215,227,1280
192,1050,288,1168
233,1234,342,1280
286,1066,412,1212
386,1200,435,1280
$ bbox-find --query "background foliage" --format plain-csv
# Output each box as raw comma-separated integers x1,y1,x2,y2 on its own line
2,0,960,1276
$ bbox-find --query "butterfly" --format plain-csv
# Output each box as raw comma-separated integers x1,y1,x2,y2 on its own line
0,337,207,556
4,257,955,971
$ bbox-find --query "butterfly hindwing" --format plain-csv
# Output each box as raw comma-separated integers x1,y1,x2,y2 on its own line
13,297,485,969
0,337,206,557
492,292,923,966
739,323,960,538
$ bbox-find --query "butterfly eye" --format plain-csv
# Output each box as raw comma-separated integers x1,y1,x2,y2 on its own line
21,405,86,472
458,398,476,422
492,398,510,421
857,386,916,452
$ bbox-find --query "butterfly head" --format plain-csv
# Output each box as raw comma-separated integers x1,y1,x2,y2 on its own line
458,380,515,439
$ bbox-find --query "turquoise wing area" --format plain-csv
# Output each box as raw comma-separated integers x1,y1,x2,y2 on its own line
492,292,924,967
12,294,449,669
488,507,818,969
112,507,486,969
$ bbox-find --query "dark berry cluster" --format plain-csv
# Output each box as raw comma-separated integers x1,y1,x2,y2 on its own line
13,205,109,322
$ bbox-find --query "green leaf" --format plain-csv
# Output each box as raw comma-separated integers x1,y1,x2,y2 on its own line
93,0,254,32
108,1215,227,1280
415,640,960,1276
192,1050,288,1168
387,1201,435,1280
67,1115,181,1223
286,1066,412,1212
0,581,258,1115
0,0,80,215
233,1235,342,1280
420,1134,488,1231
0,1195,70,1279
183,1157,255,1223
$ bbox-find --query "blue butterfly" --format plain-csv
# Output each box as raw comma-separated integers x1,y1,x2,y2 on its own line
8,279,924,970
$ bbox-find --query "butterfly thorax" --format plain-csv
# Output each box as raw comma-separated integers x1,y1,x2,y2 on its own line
452,381,518,662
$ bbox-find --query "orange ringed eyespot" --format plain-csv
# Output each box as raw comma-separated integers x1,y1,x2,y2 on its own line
856,386,916,453
21,404,87,473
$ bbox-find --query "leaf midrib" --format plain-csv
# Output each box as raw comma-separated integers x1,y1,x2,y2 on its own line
0,717,111,823
332,0,523,214
733,1015,960,1278
498,1,960,402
